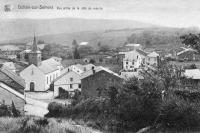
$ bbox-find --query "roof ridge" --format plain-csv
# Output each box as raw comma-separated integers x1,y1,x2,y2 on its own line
0,65,25,88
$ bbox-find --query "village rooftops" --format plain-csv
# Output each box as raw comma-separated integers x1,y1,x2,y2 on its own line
3,62,15,71
53,69,81,83
79,42,88,46
81,66,122,79
61,63,95,75
184,69,200,79
125,44,141,47
147,51,159,57
177,47,197,56
50,56,62,62
136,49,148,56
73,63,95,71
37,58,60,74
0,64,25,94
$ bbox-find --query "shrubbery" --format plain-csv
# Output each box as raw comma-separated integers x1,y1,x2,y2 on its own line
160,94,200,130
46,72,200,132
0,102,20,117
0,116,98,133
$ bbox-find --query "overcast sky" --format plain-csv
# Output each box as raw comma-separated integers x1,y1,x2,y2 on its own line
1,0,200,28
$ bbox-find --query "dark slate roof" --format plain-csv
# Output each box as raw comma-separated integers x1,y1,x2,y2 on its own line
81,66,122,79
0,64,25,94
136,49,148,56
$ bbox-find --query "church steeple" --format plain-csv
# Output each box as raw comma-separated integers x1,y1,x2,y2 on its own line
32,35,37,51
28,35,42,66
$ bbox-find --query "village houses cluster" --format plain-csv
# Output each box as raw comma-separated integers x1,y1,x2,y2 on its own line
0,35,199,116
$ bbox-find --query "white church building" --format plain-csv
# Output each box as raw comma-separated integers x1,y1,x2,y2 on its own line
20,36,63,92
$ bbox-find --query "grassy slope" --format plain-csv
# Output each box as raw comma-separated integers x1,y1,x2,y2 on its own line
0,117,102,133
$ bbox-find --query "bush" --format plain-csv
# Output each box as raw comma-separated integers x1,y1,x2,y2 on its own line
46,76,200,132
0,104,11,117
160,94,200,130
46,102,65,117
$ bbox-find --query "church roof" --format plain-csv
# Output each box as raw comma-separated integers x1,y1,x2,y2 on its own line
38,58,60,74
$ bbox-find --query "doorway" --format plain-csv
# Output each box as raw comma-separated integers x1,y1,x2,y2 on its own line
30,82,35,92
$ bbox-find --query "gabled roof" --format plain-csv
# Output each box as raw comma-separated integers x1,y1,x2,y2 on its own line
0,64,25,94
184,69,200,79
79,42,88,46
3,62,15,70
126,44,141,47
54,69,81,83
136,49,148,56
73,63,95,71
177,48,197,56
147,51,159,57
50,56,62,62
81,66,122,79
38,58,60,74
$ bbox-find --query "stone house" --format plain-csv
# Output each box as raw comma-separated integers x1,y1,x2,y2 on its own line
81,66,123,98
2,62,16,73
53,70,82,97
181,69,200,89
121,49,147,71
146,51,160,66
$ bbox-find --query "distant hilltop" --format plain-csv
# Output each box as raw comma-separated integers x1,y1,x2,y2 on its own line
0,18,156,43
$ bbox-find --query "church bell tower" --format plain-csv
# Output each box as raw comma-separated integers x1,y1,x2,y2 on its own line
28,35,42,66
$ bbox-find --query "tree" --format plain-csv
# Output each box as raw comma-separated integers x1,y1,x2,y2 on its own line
99,45,110,53
78,45,94,54
107,86,118,106
72,39,78,47
11,101,20,117
180,33,200,52
89,59,95,64
97,41,101,49
73,47,80,59
37,40,45,44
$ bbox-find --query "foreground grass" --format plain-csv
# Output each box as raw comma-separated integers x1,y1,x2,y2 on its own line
0,117,102,133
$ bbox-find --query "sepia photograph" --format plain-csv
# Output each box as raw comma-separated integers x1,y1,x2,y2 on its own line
0,0,200,132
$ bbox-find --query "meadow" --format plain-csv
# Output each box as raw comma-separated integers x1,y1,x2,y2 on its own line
0,116,102,133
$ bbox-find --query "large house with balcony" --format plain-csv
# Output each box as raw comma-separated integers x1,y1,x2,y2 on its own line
121,49,147,71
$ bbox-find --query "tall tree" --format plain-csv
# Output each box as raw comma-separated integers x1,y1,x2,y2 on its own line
73,47,80,59
97,41,101,48
72,39,78,47
72,39,80,59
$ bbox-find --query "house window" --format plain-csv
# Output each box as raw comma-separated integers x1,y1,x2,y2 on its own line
70,84,73,89
79,84,81,88
126,62,128,64
70,78,73,82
